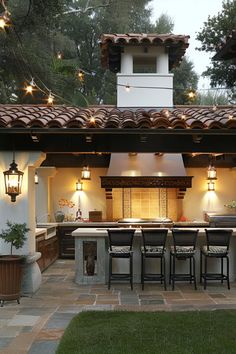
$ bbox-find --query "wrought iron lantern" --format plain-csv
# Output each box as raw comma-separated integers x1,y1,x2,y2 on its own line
76,180,83,191
207,164,217,180
81,166,91,180
3,157,24,202
34,172,39,184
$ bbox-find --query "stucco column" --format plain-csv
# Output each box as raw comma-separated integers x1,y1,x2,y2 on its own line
156,48,169,74
121,51,133,74
35,167,57,223
0,151,46,295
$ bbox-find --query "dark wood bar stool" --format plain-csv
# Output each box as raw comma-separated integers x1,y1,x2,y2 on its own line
141,228,168,290
107,228,135,290
169,229,198,290
200,229,232,290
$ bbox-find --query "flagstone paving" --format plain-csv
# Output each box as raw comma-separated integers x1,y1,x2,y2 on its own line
1,259,236,353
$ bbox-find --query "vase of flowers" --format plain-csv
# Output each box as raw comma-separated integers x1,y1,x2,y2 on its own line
56,198,75,221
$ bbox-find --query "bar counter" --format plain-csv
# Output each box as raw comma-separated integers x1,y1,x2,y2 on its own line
72,227,236,285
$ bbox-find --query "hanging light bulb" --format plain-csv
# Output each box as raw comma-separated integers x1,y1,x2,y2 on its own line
0,10,10,30
187,89,196,100
25,78,36,95
47,91,54,105
78,70,85,82
125,84,130,92
57,51,62,59
81,166,91,180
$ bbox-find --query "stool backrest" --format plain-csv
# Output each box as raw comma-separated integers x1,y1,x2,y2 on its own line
172,229,198,249
107,229,135,251
205,229,232,250
141,228,168,251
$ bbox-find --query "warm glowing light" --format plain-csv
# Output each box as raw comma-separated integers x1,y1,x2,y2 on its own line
78,70,85,82
90,116,95,124
212,105,217,112
47,92,54,105
25,84,33,94
187,90,196,99
208,180,215,191
3,158,24,202
125,84,130,92
0,17,6,29
57,52,62,59
76,180,83,191
181,114,186,120
34,172,39,184
228,114,233,120
207,164,217,180
81,166,91,180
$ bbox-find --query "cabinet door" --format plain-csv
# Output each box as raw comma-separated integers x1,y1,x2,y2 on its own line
58,227,76,258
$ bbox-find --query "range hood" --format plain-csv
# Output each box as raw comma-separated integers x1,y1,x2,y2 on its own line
101,153,192,189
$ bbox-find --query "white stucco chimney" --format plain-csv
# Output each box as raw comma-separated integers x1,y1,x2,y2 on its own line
117,45,173,108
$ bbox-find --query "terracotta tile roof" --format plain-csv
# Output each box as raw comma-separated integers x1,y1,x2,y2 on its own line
100,33,190,72
0,104,236,130
213,30,236,61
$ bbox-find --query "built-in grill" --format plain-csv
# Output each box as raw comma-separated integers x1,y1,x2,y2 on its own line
205,213,236,227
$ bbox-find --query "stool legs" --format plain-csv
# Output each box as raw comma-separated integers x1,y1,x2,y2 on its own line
201,253,230,290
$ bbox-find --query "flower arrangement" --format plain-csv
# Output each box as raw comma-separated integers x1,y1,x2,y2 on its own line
58,198,75,209
57,198,76,221
224,200,236,209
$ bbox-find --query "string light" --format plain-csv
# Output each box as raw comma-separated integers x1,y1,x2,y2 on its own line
78,70,85,82
24,78,36,95
47,91,54,105
57,51,62,59
125,84,130,92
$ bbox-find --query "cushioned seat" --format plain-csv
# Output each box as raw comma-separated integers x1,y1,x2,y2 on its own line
107,228,135,290
141,228,168,290
200,229,232,289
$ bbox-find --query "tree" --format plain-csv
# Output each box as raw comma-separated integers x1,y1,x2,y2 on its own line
172,58,198,105
196,0,236,90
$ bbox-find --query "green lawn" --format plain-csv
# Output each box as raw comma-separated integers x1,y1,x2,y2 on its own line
56,310,236,354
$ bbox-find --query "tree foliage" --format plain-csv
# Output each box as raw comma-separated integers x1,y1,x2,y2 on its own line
0,0,198,105
196,0,236,90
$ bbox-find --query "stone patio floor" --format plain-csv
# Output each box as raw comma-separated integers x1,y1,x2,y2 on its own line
1,259,236,353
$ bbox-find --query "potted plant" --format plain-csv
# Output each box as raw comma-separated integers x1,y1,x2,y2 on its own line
0,221,30,307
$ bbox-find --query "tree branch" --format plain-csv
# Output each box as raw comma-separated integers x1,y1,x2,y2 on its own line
62,0,113,16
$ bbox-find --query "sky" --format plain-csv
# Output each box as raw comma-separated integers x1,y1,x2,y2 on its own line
150,0,224,89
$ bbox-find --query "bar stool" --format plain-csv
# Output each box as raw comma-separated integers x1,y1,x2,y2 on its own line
107,228,135,290
200,229,232,289
170,229,198,290
141,228,168,290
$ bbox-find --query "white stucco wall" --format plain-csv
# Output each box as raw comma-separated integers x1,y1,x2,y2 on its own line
183,167,236,221
49,168,107,221
42,166,236,223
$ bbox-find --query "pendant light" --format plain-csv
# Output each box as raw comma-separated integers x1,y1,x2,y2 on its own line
81,166,91,180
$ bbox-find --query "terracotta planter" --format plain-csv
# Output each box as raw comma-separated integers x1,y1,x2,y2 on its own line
0,255,24,307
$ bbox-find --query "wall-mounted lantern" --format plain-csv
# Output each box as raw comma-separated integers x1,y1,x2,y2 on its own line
76,180,83,191
34,171,39,184
3,156,24,202
208,180,215,191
